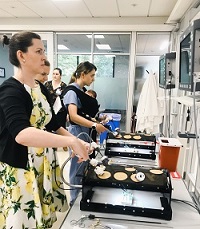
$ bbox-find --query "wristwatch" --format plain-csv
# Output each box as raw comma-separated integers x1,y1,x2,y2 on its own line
91,123,97,130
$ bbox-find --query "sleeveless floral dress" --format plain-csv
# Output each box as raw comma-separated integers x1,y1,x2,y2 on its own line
0,84,68,229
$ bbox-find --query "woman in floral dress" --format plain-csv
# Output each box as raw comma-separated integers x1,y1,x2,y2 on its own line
0,31,90,229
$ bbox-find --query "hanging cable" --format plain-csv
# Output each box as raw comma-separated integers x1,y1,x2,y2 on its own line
53,149,76,191
59,130,98,189
172,198,200,213
191,74,200,212
168,83,172,137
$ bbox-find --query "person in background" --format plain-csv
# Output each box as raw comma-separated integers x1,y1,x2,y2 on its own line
63,61,107,205
35,59,50,84
0,31,90,229
45,68,67,128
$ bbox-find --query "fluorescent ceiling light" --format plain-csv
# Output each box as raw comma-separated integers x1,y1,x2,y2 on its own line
106,55,116,58
86,35,105,39
58,44,69,50
96,44,111,50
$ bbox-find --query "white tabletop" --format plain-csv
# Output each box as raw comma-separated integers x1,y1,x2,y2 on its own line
60,177,200,229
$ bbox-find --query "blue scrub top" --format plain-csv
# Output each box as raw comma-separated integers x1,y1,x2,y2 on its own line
63,83,90,142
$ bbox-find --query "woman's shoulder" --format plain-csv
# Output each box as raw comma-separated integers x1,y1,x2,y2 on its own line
1,76,20,86
0,77,25,94
65,83,81,95
69,82,81,89
0,77,32,106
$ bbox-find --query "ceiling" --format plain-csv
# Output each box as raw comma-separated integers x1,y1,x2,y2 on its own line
0,0,200,59
0,0,198,24
0,0,178,18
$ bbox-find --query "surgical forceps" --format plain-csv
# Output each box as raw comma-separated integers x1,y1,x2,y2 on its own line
70,215,88,228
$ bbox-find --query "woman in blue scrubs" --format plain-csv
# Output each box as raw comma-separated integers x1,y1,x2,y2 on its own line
63,61,107,205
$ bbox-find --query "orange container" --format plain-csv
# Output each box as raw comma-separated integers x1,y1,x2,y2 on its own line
158,137,182,172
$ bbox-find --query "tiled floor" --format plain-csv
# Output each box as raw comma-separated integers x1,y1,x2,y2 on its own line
52,148,71,229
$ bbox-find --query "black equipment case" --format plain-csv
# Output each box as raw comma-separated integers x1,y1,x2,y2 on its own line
105,132,156,160
80,163,172,220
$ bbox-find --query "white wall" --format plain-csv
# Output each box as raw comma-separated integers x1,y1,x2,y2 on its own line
0,43,13,84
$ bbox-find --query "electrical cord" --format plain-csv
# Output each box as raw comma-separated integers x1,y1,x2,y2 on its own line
171,198,200,213
191,78,200,212
164,85,169,137
168,77,172,137
52,130,96,190
193,81,200,166
53,149,77,191
59,130,98,189
185,107,190,132
54,121,116,190
188,114,193,133
163,73,174,137
87,214,168,226
54,123,119,190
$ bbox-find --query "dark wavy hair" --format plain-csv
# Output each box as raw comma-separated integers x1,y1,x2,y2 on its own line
9,31,41,67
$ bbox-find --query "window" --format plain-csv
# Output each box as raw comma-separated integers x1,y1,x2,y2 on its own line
56,33,131,130
134,33,171,107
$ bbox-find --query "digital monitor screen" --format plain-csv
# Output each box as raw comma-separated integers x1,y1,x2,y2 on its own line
159,53,176,89
179,34,190,86
179,22,200,92
193,29,200,74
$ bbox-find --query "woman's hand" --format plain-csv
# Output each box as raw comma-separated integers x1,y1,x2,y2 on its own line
79,139,90,151
69,137,90,162
96,123,107,134
78,139,94,157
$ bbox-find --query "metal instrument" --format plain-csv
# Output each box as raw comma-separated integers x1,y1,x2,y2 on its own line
70,215,88,228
